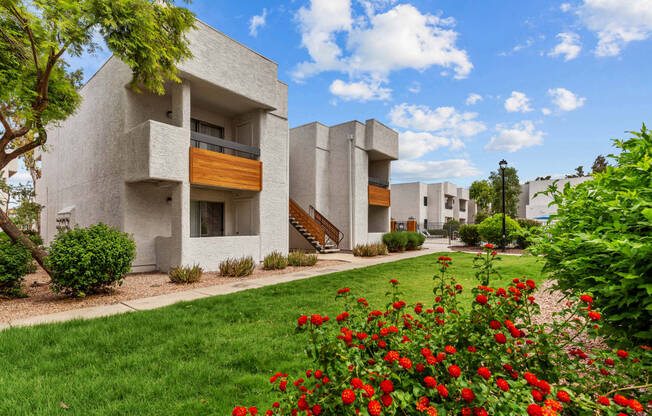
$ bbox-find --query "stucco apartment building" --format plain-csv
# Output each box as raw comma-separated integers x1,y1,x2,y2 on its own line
289,120,398,251
391,182,477,230
36,20,289,272
1,159,18,204
518,176,592,219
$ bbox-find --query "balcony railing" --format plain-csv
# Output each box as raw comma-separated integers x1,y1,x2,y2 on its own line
369,184,391,207
190,131,260,160
368,176,389,189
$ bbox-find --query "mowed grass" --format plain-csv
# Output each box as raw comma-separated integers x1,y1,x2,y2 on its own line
0,252,543,415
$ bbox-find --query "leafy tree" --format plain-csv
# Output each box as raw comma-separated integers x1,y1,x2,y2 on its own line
566,165,585,178
592,154,608,174
489,167,520,218
531,125,652,343
0,0,195,275
469,180,492,211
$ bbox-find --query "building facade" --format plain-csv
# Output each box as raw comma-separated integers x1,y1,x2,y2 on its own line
36,20,289,272
518,176,593,219
391,181,477,230
289,120,398,251
1,159,18,205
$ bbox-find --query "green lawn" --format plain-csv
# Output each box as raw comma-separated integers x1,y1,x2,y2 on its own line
0,252,543,415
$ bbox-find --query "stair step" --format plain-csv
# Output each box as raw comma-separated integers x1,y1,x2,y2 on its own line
320,248,341,253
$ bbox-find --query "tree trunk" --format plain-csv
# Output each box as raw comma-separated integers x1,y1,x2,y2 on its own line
0,206,52,277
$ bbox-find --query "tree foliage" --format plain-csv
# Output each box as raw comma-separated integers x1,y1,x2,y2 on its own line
531,125,652,343
488,167,520,218
592,154,608,174
469,180,492,211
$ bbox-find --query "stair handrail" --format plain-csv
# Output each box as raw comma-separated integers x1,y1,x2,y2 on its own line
289,199,326,247
309,205,344,247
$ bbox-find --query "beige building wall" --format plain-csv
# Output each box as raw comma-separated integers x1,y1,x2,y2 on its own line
518,176,593,219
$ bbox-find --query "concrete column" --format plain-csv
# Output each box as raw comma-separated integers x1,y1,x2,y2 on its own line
171,80,191,129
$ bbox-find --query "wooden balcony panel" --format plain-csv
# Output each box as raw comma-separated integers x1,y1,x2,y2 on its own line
189,147,262,191
368,184,391,207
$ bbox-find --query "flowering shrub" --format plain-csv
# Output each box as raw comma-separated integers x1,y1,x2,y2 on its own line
233,247,651,415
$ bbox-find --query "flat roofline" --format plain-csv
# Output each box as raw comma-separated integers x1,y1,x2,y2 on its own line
290,121,330,130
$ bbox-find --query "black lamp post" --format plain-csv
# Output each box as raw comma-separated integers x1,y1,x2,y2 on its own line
499,159,508,252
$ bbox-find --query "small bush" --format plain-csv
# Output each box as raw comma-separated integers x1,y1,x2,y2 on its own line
219,256,255,277
382,231,408,252
477,213,522,246
515,220,541,249
517,218,540,230
288,250,318,267
169,264,203,284
474,210,490,224
444,218,461,233
427,229,447,237
263,251,288,270
352,243,388,257
0,233,31,297
459,224,481,246
48,224,136,297
405,231,425,250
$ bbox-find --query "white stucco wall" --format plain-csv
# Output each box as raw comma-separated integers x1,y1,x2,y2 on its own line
391,181,476,227
519,176,593,219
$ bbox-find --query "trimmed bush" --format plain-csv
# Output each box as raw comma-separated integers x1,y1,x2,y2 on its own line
459,224,481,246
406,231,425,250
444,218,461,233
352,243,388,257
0,233,31,297
427,229,448,237
515,220,541,249
48,224,136,297
263,251,288,270
169,264,203,284
517,218,540,230
219,256,255,277
382,231,408,252
288,250,318,267
477,213,522,246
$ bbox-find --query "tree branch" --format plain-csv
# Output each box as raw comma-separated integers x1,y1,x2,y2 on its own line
5,134,44,165
9,5,40,73
0,26,29,62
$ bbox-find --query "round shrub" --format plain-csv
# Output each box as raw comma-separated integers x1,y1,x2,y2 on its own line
474,210,489,224
47,223,136,297
169,264,203,284
459,224,481,246
382,231,408,252
263,251,288,270
477,213,522,246
405,231,425,250
0,233,31,297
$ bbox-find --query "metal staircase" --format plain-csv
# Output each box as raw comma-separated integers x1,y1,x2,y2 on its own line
289,199,340,253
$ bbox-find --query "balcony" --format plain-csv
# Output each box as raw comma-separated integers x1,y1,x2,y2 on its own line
368,177,389,188
368,184,391,207
189,131,262,191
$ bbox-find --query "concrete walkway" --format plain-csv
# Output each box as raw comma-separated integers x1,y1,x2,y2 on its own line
2,242,452,330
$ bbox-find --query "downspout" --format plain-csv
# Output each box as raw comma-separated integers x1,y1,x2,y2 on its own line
348,133,354,250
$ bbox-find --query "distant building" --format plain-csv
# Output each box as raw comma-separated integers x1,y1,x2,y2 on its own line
391,182,477,230
518,176,593,219
0,159,18,205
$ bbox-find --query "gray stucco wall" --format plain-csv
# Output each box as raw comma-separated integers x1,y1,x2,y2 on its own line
520,176,593,219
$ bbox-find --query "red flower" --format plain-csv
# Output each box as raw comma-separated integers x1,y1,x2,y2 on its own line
248,408,257,415
467,346,477,353
399,357,413,370
312,404,322,415
368,400,382,416
496,378,509,392
310,315,323,325
351,377,364,389
616,350,629,359
556,391,570,403
437,384,449,397
341,389,356,405
475,295,488,305
484,243,495,249
380,379,394,393
580,294,593,303
445,345,456,354
448,365,461,378
588,311,601,321
628,399,643,412
232,407,248,416
489,320,502,329
461,388,475,403
613,394,628,406
527,404,543,416
362,384,375,398
424,376,437,387
477,367,491,380
494,333,507,344
474,408,488,416
390,279,399,285
597,396,610,406
384,351,400,362
297,315,308,326
381,394,393,407
532,390,543,402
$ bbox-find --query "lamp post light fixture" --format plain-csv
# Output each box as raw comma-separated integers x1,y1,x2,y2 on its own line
499,159,508,252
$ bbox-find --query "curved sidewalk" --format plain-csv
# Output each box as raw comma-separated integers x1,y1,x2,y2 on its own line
2,242,452,330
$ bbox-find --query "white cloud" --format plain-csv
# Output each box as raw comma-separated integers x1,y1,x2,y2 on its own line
389,103,486,137
499,38,535,56
293,1,473,97
392,159,481,181
398,131,452,160
408,82,421,94
578,0,652,57
549,32,582,61
560,3,572,12
548,87,586,111
504,91,533,113
466,93,483,105
485,121,545,152
542,108,552,115
249,9,268,37
329,78,392,101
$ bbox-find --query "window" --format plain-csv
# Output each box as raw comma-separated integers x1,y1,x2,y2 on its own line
190,119,225,153
190,201,224,238
423,196,428,206
424,219,428,230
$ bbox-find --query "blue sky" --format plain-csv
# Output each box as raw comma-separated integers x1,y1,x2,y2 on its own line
10,0,652,187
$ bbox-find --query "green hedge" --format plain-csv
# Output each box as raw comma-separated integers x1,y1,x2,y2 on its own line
382,231,424,252
0,233,31,297
459,224,481,246
48,224,136,297
477,214,522,246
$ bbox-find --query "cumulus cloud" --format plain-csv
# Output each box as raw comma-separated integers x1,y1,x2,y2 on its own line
549,32,582,61
485,121,545,152
329,78,392,101
578,0,652,56
293,1,472,99
504,91,533,113
392,159,481,181
389,103,486,137
249,9,268,37
560,3,572,12
466,93,483,105
398,131,452,160
408,82,421,94
542,108,552,115
548,87,586,111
